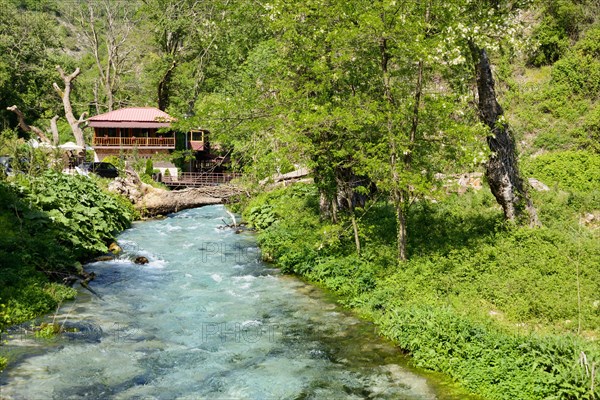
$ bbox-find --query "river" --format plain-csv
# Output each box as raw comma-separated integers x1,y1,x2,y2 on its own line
0,205,468,399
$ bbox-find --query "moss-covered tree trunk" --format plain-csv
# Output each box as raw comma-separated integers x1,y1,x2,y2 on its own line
472,45,540,227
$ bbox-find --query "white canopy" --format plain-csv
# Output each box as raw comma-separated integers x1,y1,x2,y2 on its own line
58,141,84,151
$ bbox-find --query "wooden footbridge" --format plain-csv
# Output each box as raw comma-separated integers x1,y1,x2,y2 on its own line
160,172,242,188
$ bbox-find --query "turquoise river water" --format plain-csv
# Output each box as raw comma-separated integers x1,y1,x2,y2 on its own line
0,205,468,399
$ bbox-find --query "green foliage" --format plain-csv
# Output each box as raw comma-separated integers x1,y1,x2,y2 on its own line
522,150,600,193
245,182,600,399
34,322,61,339
377,305,599,399
13,170,133,256
170,150,195,171
0,135,53,177
582,105,600,152
0,0,64,127
246,203,276,230
144,159,154,176
0,168,133,338
528,19,570,67
138,172,167,190
528,0,591,66
552,27,600,99
504,65,599,153
243,184,321,272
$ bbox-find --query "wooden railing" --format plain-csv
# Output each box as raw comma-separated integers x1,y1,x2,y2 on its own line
161,172,241,187
93,136,175,148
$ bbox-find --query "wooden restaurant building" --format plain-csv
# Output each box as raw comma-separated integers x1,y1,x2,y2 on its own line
88,107,177,160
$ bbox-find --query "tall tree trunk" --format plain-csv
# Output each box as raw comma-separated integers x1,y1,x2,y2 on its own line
158,61,177,111
395,189,408,261
381,31,426,262
405,60,423,166
397,59,424,262
342,192,361,257
380,33,409,262
471,45,540,227
50,115,60,146
53,66,87,148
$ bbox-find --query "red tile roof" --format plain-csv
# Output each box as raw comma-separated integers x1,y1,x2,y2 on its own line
88,107,176,128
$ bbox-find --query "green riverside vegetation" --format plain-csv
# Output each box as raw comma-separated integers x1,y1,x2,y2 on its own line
241,162,599,399
0,151,135,371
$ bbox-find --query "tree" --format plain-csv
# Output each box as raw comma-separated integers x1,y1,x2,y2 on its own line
141,0,224,111
439,0,540,226
471,45,540,226
72,0,138,113
0,0,62,130
5,105,55,144
351,1,482,261
53,66,87,148
210,0,482,261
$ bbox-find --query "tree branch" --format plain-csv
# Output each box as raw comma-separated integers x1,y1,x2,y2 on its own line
6,105,52,143
55,65,80,83
50,115,60,145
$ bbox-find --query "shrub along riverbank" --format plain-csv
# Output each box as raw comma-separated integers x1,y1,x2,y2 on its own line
241,150,600,399
0,170,135,371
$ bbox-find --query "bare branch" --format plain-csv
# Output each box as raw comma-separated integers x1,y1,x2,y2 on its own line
52,82,63,97
77,112,88,126
6,105,52,143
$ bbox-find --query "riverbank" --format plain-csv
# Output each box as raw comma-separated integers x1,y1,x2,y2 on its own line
240,157,600,399
0,171,135,371
106,169,241,217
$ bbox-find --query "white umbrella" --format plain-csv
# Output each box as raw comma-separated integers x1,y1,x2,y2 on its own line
58,141,84,151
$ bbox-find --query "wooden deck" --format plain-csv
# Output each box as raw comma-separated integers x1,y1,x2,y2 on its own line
93,136,176,148
160,172,241,188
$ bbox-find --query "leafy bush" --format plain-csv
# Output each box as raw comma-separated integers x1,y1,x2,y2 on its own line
582,105,600,152
13,171,134,256
101,155,125,172
529,20,570,67
144,158,154,176
0,168,133,350
376,305,599,399
552,28,600,99
522,150,600,193
527,0,590,66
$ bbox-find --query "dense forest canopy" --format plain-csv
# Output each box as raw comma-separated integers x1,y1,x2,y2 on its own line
1,0,599,258
0,0,597,156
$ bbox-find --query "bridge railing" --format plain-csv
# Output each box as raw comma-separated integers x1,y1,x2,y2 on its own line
160,172,242,187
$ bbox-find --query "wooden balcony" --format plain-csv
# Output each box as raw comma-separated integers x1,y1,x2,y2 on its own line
92,136,175,148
